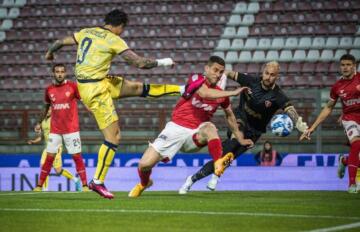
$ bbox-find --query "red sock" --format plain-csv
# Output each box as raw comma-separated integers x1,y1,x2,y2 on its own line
208,138,222,161
72,153,88,186
348,140,360,186
38,154,55,187
138,168,151,187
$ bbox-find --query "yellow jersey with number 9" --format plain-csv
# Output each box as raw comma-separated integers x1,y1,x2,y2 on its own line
73,27,129,80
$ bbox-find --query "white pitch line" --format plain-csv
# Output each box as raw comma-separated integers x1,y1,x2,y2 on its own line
0,192,80,196
0,208,359,221
305,221,360,232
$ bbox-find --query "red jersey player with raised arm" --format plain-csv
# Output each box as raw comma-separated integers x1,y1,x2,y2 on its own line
301,54,360,193
33,64,89,192
128,56,252,197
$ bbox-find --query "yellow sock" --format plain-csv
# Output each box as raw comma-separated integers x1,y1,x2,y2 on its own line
142,84,181,98
356,168,360,184
61,169,75,180
94,141,117,183
43,176,49,190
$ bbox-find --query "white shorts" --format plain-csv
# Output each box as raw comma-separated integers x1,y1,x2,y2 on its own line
150,121,206,160
46,131,82,154
342,120,360,141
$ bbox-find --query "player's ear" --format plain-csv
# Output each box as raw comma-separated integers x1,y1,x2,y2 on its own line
204,64,210,74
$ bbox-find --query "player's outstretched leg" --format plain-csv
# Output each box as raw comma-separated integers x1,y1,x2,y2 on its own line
178,176,194,195
128,146,160,198
207,174,219,191
72,153,89,191
347,140,360,193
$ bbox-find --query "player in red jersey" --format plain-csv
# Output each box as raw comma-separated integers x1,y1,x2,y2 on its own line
128,56,253,197
33,64,89,192
301,54,360,193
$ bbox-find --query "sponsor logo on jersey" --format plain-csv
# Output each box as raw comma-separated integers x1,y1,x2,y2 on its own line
192,97,213,111
343,97,360,106
53,103,70,110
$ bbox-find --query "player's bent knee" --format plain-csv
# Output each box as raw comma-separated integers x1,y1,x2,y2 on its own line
201,122,218,134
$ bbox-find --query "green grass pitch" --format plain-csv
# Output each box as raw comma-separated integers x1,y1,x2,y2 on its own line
0,191,359,232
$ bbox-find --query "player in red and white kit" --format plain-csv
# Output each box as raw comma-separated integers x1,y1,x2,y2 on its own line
128,56,253,197
301,54,360,193
33,64,89,192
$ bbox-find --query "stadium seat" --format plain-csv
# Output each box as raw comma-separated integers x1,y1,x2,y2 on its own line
306,50,320,62
225,51,238,63
7,7,19,18
247,2,259,13
238,51,252,62
288,62,302,73
339,37,353,48
334,49,347,60
216,39,230,50
244,38,257,50
241,14,254,26
233,2,247,14
312,37,325,49
252,51,265,63
212,51,225,59
236,26,249,38
0,30,4,41
293,50,306,62
258,38,271,50
271,37,285,49
350,49,360,59
279,50,293,62
298,37,312,49
320,50,334,62
227,14,241,26
222,27,236,38
302,62,315,73
0,18,12,30
266,50,279,61
325,37,339,49
315,62,330,73
354,37,360,47
231,38,244,50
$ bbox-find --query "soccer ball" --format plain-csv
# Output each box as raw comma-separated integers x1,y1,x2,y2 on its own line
270,114,293,137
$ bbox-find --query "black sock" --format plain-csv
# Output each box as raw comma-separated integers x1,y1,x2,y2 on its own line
191,160,215,182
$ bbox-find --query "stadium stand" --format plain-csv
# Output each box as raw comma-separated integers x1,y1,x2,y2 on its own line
0,0,357,152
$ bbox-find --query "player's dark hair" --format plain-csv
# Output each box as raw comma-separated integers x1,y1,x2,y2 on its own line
104,9,128,27
208,56,225,67
340,54,356,64
52,63,66,73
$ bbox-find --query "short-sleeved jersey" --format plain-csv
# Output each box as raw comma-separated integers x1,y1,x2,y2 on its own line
172,74,230,129
330,72,360,124
73,27,129,80
41,116,51,143
44,80,80,134
235,73,292,132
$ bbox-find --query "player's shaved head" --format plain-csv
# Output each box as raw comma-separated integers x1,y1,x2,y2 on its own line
263,61,280,73
52,63,66,73
105,9,128,27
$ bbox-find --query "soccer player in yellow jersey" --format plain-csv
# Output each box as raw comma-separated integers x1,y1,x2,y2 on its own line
27,109,83,191
44,9,182,198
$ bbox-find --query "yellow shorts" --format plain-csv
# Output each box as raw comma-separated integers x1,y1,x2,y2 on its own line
77,75,124,130
40,145,63,169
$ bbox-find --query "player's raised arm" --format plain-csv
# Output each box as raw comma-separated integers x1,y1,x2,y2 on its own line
120,49,174,69
45,36,77,61
197,84,250,99
223,106,254,148
299,100,336,141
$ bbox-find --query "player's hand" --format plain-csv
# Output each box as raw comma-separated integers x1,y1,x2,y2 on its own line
299,128,313,141
34,123,41,133
27,140,34,145
239,139,254,148
45,52,54,61
295,117,308,133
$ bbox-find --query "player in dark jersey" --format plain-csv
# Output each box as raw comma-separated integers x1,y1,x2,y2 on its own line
179,61,309,194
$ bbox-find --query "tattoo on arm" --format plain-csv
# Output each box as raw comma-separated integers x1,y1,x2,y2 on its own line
326,100,336,108
121,50,157,69
48,40,63,54
284,106,299,124
226,71,238,82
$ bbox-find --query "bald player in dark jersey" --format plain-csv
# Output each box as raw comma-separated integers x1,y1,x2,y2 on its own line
179,61,309,194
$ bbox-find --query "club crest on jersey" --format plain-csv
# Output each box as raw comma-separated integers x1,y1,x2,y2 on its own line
53,103,70,110
192,98,213,111
50,94,56,102
191,74,199,81
264,100,272,108
65,91,71,97
356,85,360,92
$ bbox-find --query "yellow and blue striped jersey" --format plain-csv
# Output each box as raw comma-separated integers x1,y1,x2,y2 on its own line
73,27,129,80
